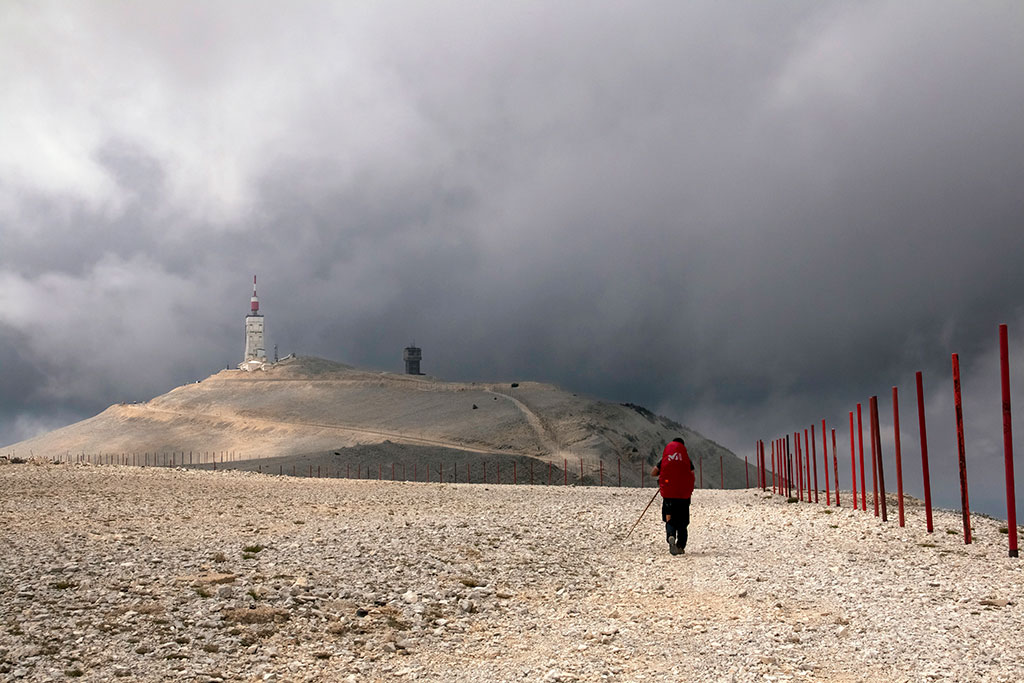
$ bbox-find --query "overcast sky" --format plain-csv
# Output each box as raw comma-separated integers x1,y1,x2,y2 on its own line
2,1,1023,519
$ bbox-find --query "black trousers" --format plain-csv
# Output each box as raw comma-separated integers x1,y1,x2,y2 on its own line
661,497,691,549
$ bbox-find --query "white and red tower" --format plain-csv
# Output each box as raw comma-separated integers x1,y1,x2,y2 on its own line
240,275,266,371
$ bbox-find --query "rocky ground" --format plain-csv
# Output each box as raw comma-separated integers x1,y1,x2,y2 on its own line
1,461,1022,682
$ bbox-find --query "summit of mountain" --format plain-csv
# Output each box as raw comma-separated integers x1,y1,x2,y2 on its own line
3,355,746,487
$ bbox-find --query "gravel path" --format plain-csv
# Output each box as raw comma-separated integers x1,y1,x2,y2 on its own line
1,462,1022,682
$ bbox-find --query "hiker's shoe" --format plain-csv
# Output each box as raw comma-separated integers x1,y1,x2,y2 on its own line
667,537,680,555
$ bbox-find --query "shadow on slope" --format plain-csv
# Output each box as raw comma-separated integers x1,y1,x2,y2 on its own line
189,442,651,487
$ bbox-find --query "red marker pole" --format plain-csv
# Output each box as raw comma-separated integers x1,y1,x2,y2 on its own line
770,441,776,493
952,353,972,544
720,454,724,489
778,438,783,493
565,458,568,486
804,428,813,502
892,386,905,527
822,419,830,505
795,433,802,500
857,403,867,512
778,439,783,494
916,371,934,532
870,395,887,521
763,440,769,490
849,411,857,510
780,438,785,494
831,428,840,506
794,433,802,500
699,457,703,489
811,424,819,503
870,399,879,517
801,431,807,500
787,437,792,496
745,455,749,488
786,435,793,498
999,324,1019,557
762,440,768,490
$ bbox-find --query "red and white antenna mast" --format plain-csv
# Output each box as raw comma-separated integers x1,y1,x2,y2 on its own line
250,275,259,314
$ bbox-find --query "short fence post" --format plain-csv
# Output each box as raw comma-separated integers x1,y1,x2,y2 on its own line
699,457,703,489
618,458,621,487
719,453,723,489
999,324,1019,557
565,458,568,486
952,353,972,544
745,456,749,488
513,461,517,485
530,461,534,485
892,386,905,526
600,460,604,486
548,462,551,485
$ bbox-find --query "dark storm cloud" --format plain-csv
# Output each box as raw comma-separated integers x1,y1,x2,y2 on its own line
2,1,1023,517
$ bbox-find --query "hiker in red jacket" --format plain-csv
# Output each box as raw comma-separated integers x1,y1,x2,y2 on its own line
650,438,696,555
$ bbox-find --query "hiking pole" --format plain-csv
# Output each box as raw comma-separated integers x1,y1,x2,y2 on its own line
623,488,660,542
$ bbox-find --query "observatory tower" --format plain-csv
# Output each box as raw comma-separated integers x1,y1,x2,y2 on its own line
403,345,423,375
239,276,266,371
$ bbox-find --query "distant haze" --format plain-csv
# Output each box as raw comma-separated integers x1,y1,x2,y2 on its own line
1,2,1023,520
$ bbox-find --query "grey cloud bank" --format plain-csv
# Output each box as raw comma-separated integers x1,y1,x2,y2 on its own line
2,1,1023,519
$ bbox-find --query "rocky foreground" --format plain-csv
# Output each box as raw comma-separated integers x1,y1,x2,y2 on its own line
1,463,1022,682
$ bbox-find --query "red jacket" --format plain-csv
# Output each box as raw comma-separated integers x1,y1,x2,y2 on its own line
658,441,695,499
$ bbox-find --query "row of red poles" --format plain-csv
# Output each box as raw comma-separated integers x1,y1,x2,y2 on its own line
754,324,1018,558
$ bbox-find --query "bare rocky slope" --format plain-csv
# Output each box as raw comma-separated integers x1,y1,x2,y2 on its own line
1,462,1022,682
3,356,746,488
